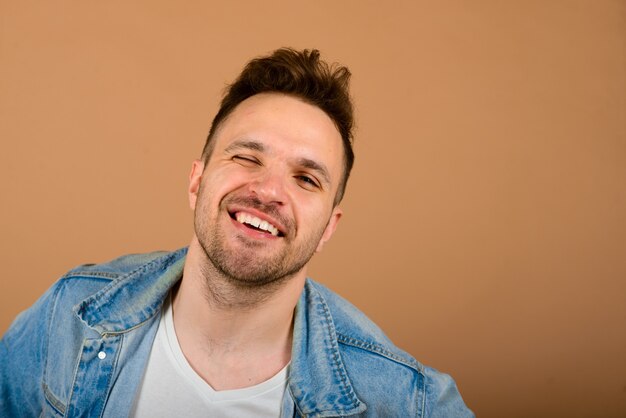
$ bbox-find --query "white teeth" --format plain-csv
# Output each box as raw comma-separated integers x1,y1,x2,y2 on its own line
235,212,279,236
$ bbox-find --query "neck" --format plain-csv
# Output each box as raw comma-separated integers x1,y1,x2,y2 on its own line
171,238,305,389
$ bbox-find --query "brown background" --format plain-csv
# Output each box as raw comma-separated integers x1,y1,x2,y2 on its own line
1,1,625,417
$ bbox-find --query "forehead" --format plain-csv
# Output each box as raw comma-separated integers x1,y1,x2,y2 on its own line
213,93,344,181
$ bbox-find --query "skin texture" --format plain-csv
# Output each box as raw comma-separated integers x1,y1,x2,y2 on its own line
172,93,345,390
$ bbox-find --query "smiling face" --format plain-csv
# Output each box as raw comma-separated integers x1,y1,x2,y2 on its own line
188,93,344,287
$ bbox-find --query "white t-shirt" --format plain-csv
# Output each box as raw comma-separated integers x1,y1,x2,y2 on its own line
130,294,288,418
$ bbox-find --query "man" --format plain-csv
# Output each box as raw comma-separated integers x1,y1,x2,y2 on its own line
1,48,473,417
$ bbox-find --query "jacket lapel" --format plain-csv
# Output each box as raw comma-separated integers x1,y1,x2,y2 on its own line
287,279,366,417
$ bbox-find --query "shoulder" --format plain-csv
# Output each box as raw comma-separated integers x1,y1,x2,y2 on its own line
1,249,185,417
305,279,473,417
20,250,181,316
306,279,418,368
5,248,186,347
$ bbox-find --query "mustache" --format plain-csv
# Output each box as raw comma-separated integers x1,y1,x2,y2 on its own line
223,194,294,232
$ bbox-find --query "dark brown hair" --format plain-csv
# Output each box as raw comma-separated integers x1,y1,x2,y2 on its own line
201,48,354,205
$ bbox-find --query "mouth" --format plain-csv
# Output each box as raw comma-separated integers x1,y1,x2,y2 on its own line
229,211,284,237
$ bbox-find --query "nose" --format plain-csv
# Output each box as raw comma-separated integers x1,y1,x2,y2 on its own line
248,168,287,205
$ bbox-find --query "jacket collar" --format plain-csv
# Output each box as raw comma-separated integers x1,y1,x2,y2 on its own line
74,248,187,334
288,279,367,417
75,249,365,416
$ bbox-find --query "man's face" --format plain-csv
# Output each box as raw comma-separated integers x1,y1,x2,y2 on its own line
188,93,344,287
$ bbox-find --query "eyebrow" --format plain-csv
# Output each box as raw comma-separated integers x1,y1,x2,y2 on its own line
224,139,266,153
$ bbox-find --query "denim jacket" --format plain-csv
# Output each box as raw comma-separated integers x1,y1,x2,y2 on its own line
1,248,473,417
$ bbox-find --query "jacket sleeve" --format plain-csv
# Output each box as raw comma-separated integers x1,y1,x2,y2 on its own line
423,367,475,418
1,280,62,418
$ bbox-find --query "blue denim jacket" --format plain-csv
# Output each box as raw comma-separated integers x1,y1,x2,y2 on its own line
1,248,473,417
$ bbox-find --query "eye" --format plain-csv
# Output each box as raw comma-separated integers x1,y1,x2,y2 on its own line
232,155,260,166
296,175,320,190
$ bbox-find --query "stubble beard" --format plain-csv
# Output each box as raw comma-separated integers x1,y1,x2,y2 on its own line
194,193,326,295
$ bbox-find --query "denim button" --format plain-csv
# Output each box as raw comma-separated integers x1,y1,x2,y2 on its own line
98,351,106,360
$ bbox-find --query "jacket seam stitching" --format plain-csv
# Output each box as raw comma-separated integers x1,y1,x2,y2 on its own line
418,364,428,418
419,378,426,418
42,279,69,416
336,334,422,371
98,310,161,336
288,384,305,418
62,249,183,281
65,336,87,417
61,271,120,280
314,287,363,412
98,334,124,418
42,382,66,415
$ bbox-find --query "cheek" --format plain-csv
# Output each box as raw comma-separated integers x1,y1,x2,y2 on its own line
297,199,334,230
217,165,258,187
202,169,247,199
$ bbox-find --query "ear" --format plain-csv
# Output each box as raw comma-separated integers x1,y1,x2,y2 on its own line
188,159,204,210
316,207,343,253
